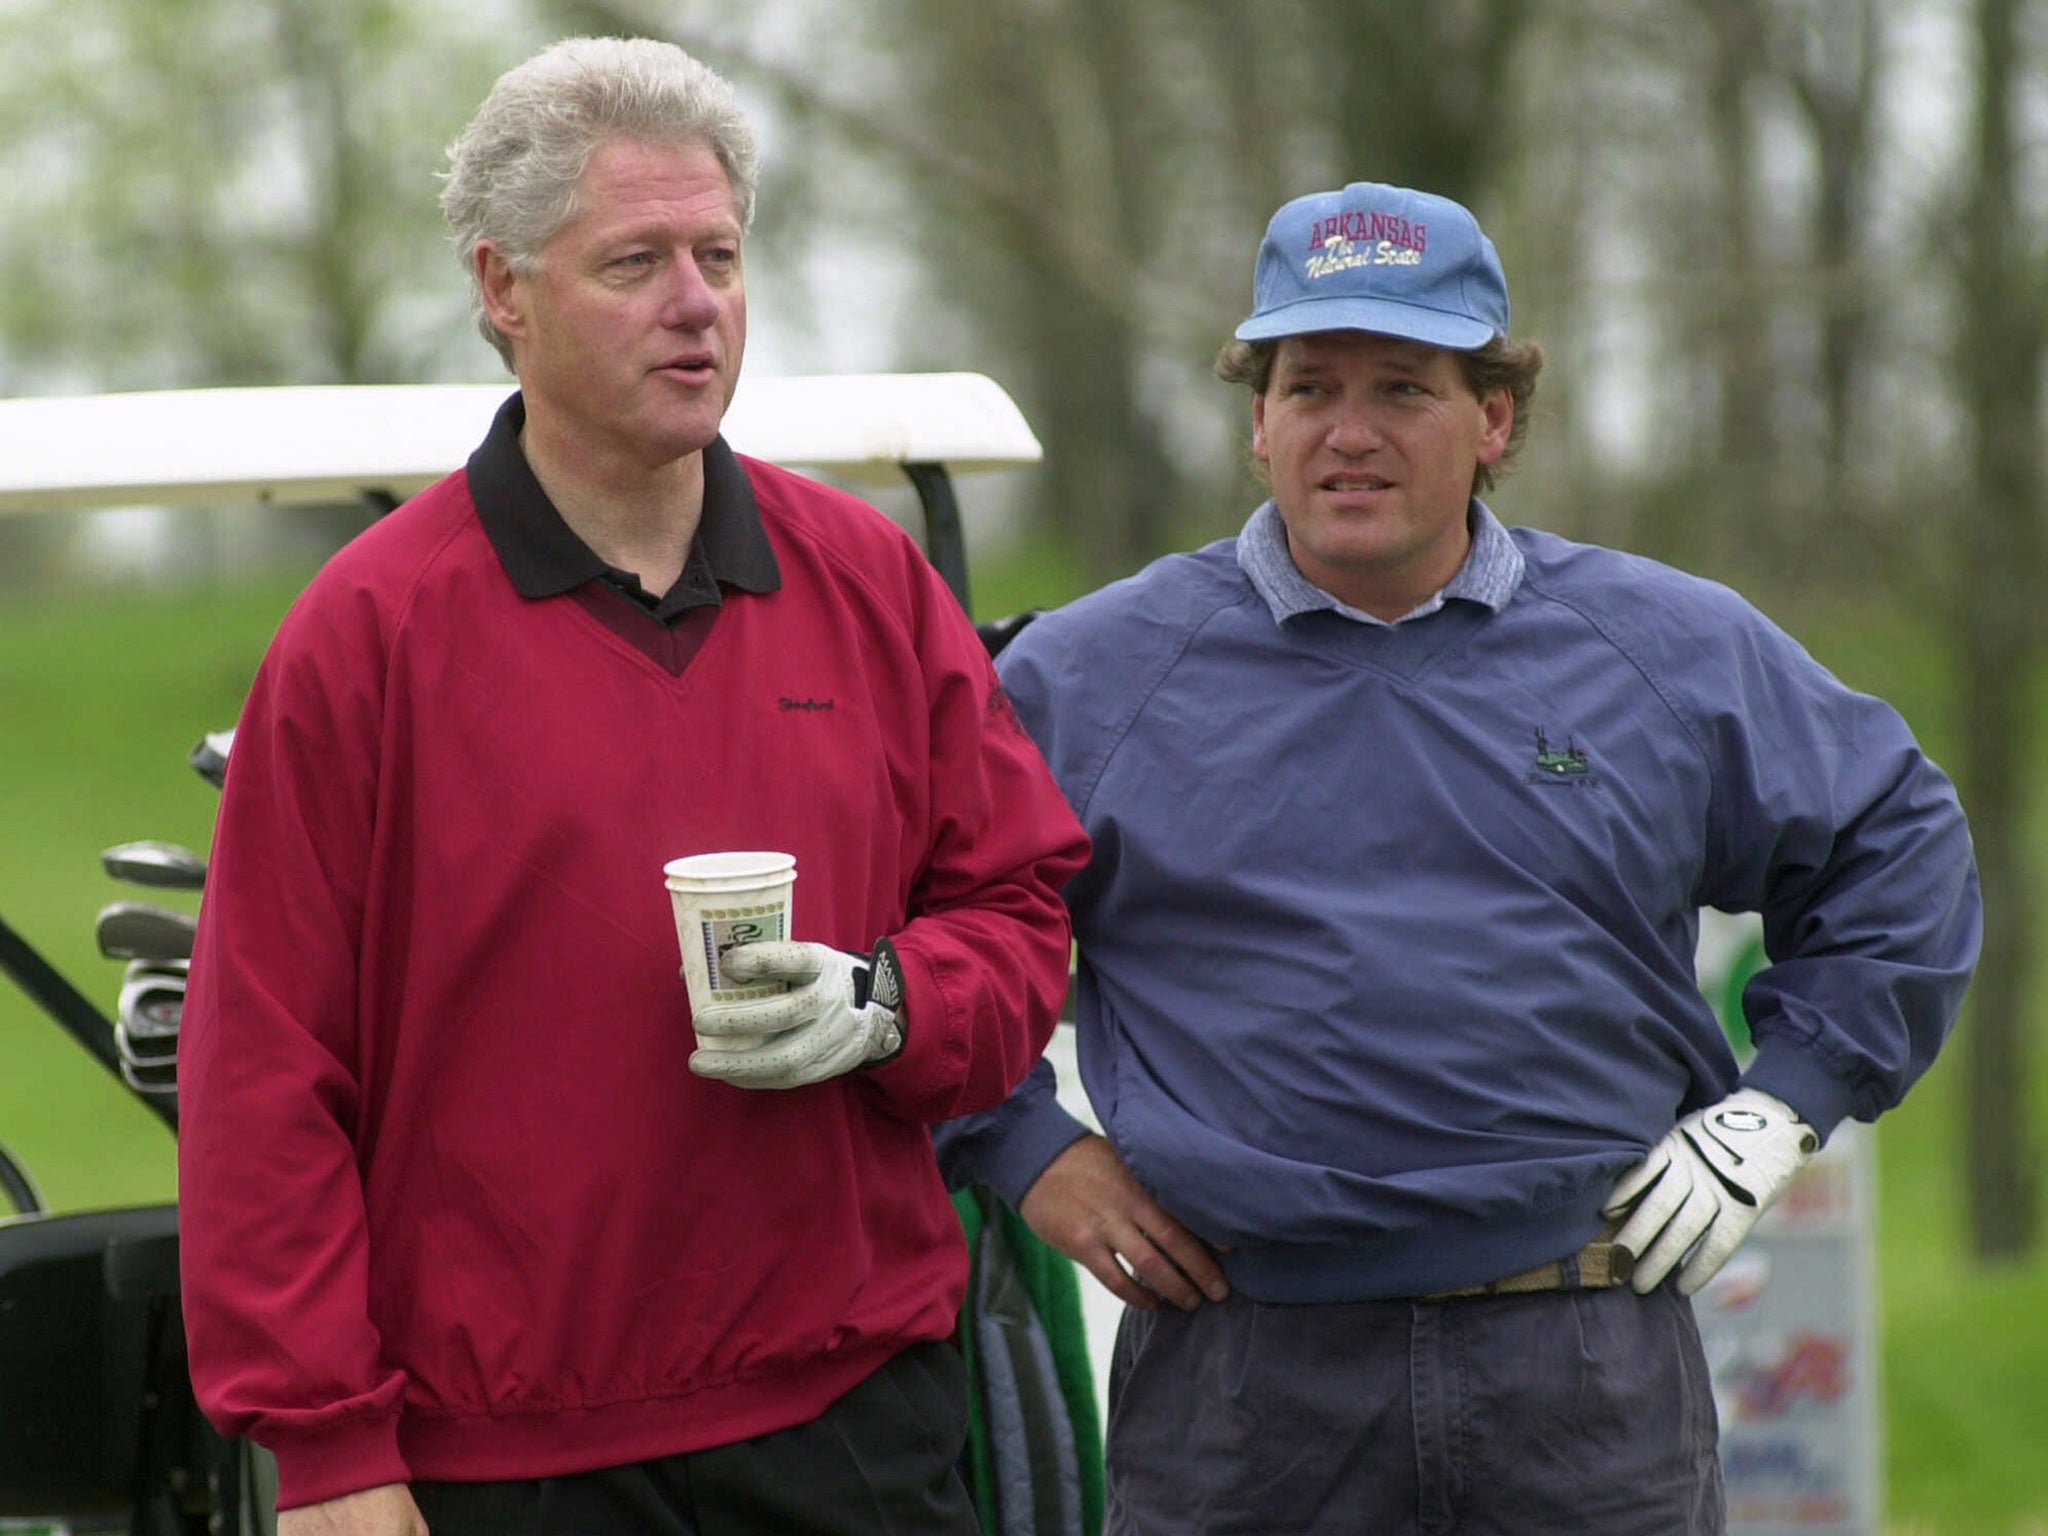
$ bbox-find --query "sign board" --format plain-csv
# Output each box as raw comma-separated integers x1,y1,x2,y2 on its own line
1695,911,1884,1535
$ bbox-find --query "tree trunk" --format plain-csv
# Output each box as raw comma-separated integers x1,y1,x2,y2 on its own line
1956,0,2042,1260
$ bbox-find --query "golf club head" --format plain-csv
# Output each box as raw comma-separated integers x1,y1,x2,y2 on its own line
119,1057,179,1096
94,900,197,963
116,971,183,1080
117,967,184,1041
115,1024,180,1070
190,727,236,790
101,838,209,891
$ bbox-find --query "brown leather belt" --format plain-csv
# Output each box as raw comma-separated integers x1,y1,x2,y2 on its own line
1419,1238,1635,1301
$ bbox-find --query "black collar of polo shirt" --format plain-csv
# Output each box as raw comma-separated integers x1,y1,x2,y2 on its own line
466,392,781,621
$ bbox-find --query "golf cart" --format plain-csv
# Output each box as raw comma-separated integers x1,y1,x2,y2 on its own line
0,375,1096,1535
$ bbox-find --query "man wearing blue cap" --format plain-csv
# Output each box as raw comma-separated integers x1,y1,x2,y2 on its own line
936,182,1979,1532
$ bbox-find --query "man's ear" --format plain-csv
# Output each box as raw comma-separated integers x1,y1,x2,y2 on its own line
1251,390,1270,465
1477,387,1513,468
477,242,526,340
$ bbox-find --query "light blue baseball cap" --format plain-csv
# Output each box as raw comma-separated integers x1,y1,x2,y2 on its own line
1234,181,1509,350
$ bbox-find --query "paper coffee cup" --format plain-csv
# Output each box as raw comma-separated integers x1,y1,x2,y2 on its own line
663,851,797,1051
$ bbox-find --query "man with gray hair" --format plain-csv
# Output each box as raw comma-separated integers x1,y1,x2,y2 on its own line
937,180,1979,1533
178,36,1087,1536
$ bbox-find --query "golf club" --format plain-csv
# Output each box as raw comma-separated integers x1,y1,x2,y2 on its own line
94,901,198,963
116,965,185,1070
123,956,190,981
190,727,235,790
116,1026,179,1071
101,839,209,890
118,1056,179,1096
0,907,177,1130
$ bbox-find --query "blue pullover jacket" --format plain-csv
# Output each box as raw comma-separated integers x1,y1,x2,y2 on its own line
938,505,1980,1302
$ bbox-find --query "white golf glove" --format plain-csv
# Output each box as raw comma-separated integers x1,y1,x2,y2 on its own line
688,939,906,1090
1603,1087,1819,1296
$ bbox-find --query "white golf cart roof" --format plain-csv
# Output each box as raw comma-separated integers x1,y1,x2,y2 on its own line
0,372,1041,515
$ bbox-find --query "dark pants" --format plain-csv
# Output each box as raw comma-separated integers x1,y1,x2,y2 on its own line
411,1341,978,1536
1104,1285,1724,1536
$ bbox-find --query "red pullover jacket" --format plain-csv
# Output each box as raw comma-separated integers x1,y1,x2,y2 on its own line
177,424,1088,1507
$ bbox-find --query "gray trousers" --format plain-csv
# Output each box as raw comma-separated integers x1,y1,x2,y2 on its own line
1103,1284,1724,1536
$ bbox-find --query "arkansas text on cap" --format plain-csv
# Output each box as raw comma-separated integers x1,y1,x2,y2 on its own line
1234,181,1510,350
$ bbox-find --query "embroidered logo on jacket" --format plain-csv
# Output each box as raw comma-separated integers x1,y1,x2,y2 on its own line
779,697,836,713
1528,727,1600,789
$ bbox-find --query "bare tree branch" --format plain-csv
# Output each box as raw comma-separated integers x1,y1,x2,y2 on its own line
550,0,1188,324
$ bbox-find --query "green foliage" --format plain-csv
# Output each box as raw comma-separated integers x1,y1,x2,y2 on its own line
0,0,543,391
